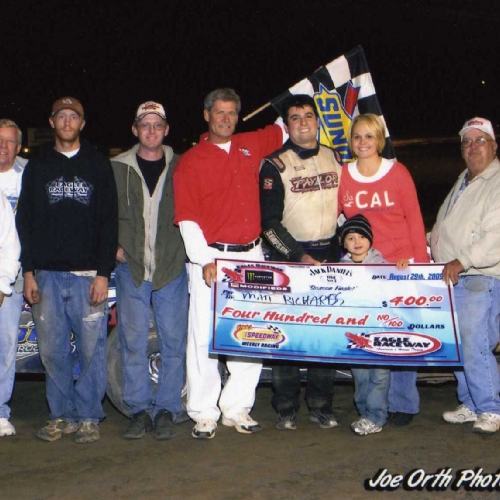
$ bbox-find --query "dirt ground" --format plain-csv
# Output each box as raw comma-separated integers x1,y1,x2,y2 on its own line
2,376,499,500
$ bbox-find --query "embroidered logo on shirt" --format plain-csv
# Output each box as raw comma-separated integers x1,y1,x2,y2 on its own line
239,148,251,157
263,178,273,190
45,176,94,205
342,191,354,208
290,172,339,193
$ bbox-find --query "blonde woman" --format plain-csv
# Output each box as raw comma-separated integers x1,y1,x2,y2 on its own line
338,113,429,427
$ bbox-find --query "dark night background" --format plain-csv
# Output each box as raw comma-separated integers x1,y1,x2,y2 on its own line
2,0,498,153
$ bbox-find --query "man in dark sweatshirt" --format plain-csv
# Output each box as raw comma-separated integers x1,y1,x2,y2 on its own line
16,97,118,444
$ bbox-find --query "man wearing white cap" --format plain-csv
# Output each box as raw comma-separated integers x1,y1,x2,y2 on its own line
111,102,188,440
431,117,500,433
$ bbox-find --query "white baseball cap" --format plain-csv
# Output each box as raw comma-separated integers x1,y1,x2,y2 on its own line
459,117,495,139
135,101,166,121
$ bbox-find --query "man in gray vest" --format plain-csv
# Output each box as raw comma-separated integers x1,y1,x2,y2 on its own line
111,102,188,440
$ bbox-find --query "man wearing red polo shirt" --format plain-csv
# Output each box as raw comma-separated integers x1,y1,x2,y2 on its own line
174,88,283,439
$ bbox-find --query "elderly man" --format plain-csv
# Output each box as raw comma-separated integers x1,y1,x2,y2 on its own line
16,97,118,443
0,119,25,437
259,94,341,431
431,117,500,434
111,102,188,440
174,88,283,439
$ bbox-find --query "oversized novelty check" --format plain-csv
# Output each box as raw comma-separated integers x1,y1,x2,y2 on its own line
210,259,463,366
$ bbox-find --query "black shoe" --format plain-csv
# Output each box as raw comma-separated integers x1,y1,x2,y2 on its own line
388,411,414,427
123,410,153,439
154,410,178,440
173,408,191,425
309,408,339,429
276,410,297,430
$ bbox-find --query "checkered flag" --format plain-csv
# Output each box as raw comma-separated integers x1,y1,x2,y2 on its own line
271,46,395,163
267,325,283,335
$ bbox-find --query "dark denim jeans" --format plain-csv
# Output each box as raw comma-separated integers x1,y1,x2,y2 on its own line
271,362,336,413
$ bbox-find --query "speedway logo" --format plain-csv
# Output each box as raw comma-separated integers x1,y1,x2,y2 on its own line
221,265,291,292
289,171,339,193
345,331,442,356
233,324,286,349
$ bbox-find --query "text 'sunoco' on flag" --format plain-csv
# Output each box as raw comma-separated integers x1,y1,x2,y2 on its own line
271,45,395,163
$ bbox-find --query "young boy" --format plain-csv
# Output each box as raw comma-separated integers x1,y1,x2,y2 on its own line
339,214,408,435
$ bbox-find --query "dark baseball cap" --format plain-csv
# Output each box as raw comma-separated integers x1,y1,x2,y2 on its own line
51,97,84,117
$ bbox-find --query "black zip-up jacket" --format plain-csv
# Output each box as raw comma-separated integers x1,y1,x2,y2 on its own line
16,139,118,278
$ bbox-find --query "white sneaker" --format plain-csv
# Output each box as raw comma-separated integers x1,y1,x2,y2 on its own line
473,413,500,434
0,418,16,437
351,418,382,436
222,411,261,434
442,404,477,424
192,419,217,439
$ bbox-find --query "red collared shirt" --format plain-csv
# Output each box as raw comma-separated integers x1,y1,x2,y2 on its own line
174,125,282,244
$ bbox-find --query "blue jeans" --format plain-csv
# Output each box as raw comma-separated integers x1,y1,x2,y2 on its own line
388,369,419,414
352,367,390,425
32,271,108,423
453,275,500,414
0,289,23,419
115,263,188,417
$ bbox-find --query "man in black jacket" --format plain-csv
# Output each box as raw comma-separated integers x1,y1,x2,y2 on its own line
16,97,118,443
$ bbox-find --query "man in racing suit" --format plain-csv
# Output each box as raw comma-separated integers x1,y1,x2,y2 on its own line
259,94,341,430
